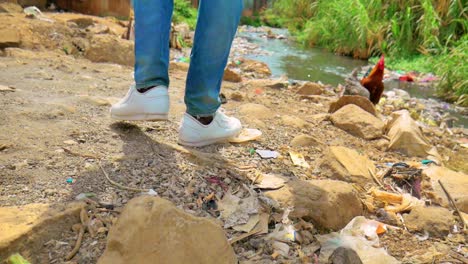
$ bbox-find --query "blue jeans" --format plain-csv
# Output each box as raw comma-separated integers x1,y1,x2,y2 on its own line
133,0,243,116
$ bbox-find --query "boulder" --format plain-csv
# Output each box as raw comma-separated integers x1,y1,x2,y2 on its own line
223,68,242,83
229,91,244,101
296,82,324,96
423,166,468,213
320,146,376,187
0,2,23,13
264,179,363,230
329,95,377,116
386,110,434,157
243,78,287,89
169,61,189,72
0,28,21,49
0,202,85,262
291,134,324,147
67,17,95,29
238,103,273,120
98,196,236,264
238,58,271,77
331,104,384,140
281,115,309,129
85,35,134,66
403,206,455,237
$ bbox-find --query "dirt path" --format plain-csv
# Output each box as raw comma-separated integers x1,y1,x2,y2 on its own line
1,11,467,264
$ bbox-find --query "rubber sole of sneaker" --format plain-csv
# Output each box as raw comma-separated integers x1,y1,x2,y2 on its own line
178,136,232,147
110,113,168,121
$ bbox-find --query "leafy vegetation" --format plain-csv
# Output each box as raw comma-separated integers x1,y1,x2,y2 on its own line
265,0,467,102
173,0,198,30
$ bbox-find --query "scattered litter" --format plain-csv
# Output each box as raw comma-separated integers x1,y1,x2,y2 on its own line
75,192,96,200
415,230,430,241
399,74,414,82
418,74,438,83
268,224,296,242
267,208,296,242
316,216,399,264
66,177,74,184
147,189,157,196
272,241,290,257
233,214,260,232
229,128,262,143
421,159,436,165
383,162,422,198
289,151,310,168
370,188,424,213
254,88,263,95
249,148,255,155
218,189,259,228
256,149,279,159
24,6,54,22
229,213,269,245
254,173,287,190
176,57,190,63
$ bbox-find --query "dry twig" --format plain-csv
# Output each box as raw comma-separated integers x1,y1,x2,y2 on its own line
438,180,467,230
99,163,149,192
369,168,385,189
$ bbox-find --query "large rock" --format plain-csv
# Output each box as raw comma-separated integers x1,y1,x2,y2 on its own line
320,146,376,187
291,134,324,147
264,180,363,230
0,28,21,49
423,166,468,213
329,95,377,116
238,103,273,120
386,110,434,157
243,78,287,89
296,82,324,96
239,58,271,77
403,206,455,237
0,202,85,262
331,104,384,140
0,2,22,13
85,35,134,66
98,196,237,264
169,61,189,72
281,115,309,129
223,68,242,83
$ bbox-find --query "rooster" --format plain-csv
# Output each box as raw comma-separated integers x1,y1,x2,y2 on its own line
360,55,385,105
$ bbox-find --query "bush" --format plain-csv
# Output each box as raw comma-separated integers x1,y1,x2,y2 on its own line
173,0,197,30
268,0,467,101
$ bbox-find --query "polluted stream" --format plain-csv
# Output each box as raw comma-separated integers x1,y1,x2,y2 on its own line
236,27,467,128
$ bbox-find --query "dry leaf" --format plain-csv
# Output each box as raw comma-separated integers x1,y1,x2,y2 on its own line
254,173,287,190
218,191,259,228
233,214,260,232
289,151,310,168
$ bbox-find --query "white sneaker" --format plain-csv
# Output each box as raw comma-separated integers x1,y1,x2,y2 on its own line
178,110,242,147
110,85,169,121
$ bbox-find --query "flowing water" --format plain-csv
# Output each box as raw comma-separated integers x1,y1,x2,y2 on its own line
238,27,467,128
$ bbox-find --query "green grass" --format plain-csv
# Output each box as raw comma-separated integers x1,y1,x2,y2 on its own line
172,0,197,30
266,0,468,102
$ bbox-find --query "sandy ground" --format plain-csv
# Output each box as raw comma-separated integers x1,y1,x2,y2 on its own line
0,11,467,264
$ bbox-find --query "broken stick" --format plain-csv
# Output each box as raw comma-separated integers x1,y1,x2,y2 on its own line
368,168,385,189
99,163,149,193
438,180,467,230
